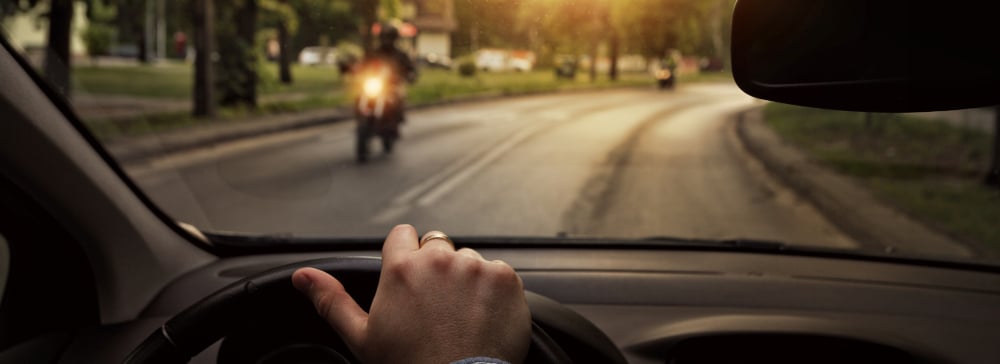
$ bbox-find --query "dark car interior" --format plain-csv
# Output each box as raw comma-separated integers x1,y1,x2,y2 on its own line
2,1,1000,363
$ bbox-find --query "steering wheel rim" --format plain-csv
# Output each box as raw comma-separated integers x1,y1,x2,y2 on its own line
123,257,626,364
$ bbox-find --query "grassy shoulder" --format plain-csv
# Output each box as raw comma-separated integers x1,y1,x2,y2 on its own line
74,62,344,99
764,103,999,255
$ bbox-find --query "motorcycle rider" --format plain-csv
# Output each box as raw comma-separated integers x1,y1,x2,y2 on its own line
357,23,417,130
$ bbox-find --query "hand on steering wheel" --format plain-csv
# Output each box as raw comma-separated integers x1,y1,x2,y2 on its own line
292,224,531,364
124,228,624,364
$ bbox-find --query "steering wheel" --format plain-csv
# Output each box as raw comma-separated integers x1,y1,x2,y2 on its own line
124,257,626,364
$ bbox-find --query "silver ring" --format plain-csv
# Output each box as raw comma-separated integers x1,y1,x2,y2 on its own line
419,231,453,247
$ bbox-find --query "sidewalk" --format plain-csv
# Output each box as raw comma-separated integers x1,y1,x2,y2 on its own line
736,107,975,259
103,107,353,164
72,94,191,120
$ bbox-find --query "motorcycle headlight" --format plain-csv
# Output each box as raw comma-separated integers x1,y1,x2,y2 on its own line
363,78,384,97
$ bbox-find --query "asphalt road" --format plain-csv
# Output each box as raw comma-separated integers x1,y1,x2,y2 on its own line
129,85,855,249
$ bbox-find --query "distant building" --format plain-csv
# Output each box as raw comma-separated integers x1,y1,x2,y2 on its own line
401,0,457,59
1,1,90,65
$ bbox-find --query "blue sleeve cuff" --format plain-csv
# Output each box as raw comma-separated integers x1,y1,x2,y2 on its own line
450,357,510,364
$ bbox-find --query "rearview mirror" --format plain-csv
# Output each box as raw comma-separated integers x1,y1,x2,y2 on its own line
731,0,1000,112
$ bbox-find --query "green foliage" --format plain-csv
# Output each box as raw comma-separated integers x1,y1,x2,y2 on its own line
214,0,258,106
287,0,354,54
259,0,299,34
81,0,117,57
452,0,732,66
215,37,256,105
255,29,278,90
379,0,401,20
82,23,114,56
0,0,42,19
457,60,476,77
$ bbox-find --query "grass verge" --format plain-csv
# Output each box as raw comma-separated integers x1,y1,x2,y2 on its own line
764,103,999,255
74,62,344,99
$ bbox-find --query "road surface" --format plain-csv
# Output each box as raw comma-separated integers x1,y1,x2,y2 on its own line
128,85,855,249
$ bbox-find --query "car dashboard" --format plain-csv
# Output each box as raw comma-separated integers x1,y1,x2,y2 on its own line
41,247,1000,364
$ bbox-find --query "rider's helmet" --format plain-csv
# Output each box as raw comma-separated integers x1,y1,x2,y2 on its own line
378,23,400,47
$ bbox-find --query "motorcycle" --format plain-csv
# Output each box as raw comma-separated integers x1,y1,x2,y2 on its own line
354,62,401,163
655,68,676,90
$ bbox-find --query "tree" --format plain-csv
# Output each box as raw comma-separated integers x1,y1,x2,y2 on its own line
82,0,117,62
288,0,353,55
193,0,216,117
351,0,378,53
1,0,74,95
260,0,297,84
453,0,528,56
214,0,258,107
112,0,151,63
44,0,73,95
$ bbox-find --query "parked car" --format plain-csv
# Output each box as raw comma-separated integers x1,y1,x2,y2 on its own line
554,57,577,79
298,46,337,66
418,53,453,70
476,49,508,72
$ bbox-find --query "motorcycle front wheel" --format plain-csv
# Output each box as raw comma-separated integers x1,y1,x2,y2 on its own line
381,134,395,154
356,120,372,163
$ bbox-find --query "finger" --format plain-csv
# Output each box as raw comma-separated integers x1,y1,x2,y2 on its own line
381,224,419,263
420,230,455,252
457,247,484,260
292,268,368,349
492,259,525,289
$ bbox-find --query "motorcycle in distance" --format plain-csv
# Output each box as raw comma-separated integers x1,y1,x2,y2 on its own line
354,61,402,163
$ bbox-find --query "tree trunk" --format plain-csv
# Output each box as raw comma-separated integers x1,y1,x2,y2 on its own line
236,0,258,106
711,0,726,68
136,25,149,63
609,30,619,82
44,0,73,97
985,106,1000,187
588,45,597,83
278,20,292,84
193,0,216,117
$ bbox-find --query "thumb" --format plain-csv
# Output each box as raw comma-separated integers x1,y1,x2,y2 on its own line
292,267,368,349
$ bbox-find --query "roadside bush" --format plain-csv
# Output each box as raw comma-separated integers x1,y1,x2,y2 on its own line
83,24,114,57
458,60,477,77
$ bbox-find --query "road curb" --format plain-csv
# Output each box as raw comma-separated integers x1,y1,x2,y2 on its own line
105,86,651,165
105,108,352,164
735,106,977,259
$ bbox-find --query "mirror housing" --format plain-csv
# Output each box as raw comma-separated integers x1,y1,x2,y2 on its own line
731,0,1000,112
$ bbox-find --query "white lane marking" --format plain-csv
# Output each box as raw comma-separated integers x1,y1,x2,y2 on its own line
371,116,559,224
369,92,689,223
416,121,549,206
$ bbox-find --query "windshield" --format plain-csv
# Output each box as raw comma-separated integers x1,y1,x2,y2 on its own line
2,0,997,265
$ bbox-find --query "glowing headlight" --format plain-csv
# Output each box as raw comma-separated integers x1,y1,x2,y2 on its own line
363,78,384,97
